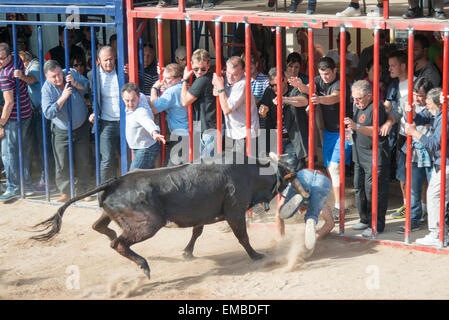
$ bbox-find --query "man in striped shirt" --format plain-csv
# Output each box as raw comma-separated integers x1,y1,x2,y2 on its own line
141,44,158,96
0,42,34,201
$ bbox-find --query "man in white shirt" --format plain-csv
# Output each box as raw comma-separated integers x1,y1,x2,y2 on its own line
88,46,121,183
212,56,259,155
121,83,165,170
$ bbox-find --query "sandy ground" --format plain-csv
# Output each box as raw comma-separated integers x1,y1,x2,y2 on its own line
1,197,449,300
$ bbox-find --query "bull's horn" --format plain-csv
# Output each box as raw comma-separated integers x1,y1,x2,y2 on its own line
292,177,310,199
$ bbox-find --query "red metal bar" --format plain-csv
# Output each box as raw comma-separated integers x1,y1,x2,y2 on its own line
245,22,252,156
372,28,380,237
276,26,283,157
276,25,284,236
157,18,166,166
440,32,449,247
356,28,361,57
328,27,333,51
383,0,389,19
339,27,346,234
308,27,315,169
215,21,223,155
126,0,138,84
137,20,147,40
186,19,194,162
405,29,414,244
178,0,185,13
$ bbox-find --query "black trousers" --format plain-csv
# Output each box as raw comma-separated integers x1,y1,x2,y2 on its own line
354,160,390,232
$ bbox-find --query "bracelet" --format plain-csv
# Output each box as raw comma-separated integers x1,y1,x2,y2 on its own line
218,89,225,93
356,123,360,130
181,78,189,83
0,123,3,129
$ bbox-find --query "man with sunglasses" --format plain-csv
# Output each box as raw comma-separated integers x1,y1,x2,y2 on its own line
344,80,390,237
181,49,218,159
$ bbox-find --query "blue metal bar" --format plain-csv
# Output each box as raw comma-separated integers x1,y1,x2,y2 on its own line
64,28,75,198
116,0,128,175
138,37,144,92
38,26,50,201
12,24,25,198
0,0,114,5
91,26,100,187
0,20,115,27
0,6,116,16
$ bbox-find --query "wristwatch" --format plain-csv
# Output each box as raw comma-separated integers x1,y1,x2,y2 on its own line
356,123,361,130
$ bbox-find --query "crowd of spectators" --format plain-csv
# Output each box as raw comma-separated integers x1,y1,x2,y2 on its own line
0,13,447,245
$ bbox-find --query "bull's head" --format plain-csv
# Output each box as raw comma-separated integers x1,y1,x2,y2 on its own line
268,152,310,199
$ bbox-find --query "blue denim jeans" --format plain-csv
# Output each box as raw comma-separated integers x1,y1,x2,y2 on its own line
200,131,217,159
1,117,33,194
409,163,433,227
283,169,332,224
130,142,160,170
99,120,121,183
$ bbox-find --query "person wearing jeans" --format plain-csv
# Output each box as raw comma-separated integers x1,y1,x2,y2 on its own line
122,83,165,171
279,168,334,253
0,42,34,201
88,46,121,183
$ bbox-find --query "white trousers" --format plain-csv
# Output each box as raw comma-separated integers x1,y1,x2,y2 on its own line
427,166,449,237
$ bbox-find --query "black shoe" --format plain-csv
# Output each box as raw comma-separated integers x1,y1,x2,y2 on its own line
402,7,423,19
433,10,447,20
397,225,420,234
289,0,298,12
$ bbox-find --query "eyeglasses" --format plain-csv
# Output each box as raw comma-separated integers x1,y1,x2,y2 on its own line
269,83,277,89
17,41,25,46
193,67,207,72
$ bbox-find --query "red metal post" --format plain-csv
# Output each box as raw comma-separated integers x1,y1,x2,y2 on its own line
372,28,380,237
339,27,346,234
356,28,361,57
405,29,414,244
186,19,194,162
157,18,166,166
245,22,252,156
308,27,315,169
276,25,284,235
215,21,223,154
126,0,138,84
329,27,333,51
383,0,389,19
178,0,185,13
440,32,449,247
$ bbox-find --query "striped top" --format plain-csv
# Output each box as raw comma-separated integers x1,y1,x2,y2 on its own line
251,72,269,101
0,58,32,120
140,62,159,95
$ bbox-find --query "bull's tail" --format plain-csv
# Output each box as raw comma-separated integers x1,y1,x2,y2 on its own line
30,178,119,242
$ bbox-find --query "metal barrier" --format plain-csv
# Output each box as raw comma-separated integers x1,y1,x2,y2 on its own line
125,0,449,251
0,0,126,201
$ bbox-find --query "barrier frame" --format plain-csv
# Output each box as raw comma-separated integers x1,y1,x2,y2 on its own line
0,0,127,200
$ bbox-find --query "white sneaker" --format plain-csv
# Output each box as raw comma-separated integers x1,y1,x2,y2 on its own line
336,6,361,17
352,222,369,230
366,7,383,17
416,234,440,247
305,219,317,250
362,227,376,238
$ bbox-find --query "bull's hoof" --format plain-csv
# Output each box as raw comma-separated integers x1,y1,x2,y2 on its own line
250,252,265,260
183,251,195,260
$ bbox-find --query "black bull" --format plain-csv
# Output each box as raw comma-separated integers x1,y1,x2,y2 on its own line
31,153,308,279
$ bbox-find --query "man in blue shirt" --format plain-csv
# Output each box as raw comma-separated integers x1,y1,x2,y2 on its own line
149,63,189,166
41,60,93,202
